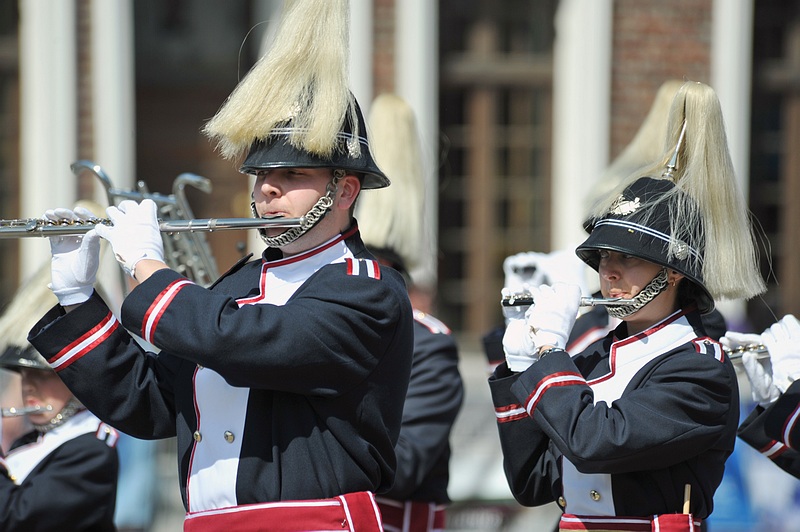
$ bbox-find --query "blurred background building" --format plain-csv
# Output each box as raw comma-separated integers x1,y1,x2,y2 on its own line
1,1,799,530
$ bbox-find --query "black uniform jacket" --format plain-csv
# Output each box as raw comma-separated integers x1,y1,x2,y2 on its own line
0,410,119,531
738,379,800,479
28,227,414,513
488,307,739,519
380,311,464,504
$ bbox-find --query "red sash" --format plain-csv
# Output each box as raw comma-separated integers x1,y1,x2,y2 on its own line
184,491,383,532
559,513,702,532
376,498,447,531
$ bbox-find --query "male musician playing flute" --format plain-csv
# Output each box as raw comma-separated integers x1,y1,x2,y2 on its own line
28,1,413,530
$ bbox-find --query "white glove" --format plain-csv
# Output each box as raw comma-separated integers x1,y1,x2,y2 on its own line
94,199,165,278
525,283,582,351
762,314,800,393
503,317,538,372
742,351,781,405
46,207,101,306
720,331,779,405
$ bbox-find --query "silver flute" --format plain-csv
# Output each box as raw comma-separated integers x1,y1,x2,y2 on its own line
0,216,304,238
500,291,636,321
501,292,636,308
1,405,53,418
724,344,769,361
501,291,770,362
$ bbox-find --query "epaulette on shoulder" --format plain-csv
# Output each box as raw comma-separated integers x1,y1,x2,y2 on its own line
343,258,382,280
692,337,725,363
96,423,119,448
414,310,451,335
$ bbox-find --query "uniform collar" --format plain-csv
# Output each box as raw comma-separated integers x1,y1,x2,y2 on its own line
609,307,699,363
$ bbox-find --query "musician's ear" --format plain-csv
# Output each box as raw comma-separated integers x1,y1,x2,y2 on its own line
668,270,685,287
336,174,361,211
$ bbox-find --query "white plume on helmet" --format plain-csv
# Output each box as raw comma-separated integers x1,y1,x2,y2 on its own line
356,93,428,278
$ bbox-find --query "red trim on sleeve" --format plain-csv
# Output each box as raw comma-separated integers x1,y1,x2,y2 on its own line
49,312,120,371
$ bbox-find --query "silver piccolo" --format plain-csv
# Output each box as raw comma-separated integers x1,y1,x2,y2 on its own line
1,405,54,418
724,344,769,361
0,217,304,238
501,292,636,308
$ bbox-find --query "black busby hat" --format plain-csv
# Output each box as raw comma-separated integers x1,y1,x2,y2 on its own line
239,98,389,189
203,0,388,189
577,176,713,313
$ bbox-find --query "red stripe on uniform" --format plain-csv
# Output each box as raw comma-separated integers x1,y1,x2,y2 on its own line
494,403,528,423
142,279,192,344
783,403,800,449
368,260,381,279
49,312,120,371
760,440,788,460
525,372,586,414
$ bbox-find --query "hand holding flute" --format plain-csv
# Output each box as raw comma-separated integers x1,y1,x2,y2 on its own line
722,330,780,405
720,314,800,405
502,283,582,372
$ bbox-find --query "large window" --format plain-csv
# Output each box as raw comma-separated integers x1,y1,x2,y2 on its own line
133,0,262,271
750,0,800,330
438,0,557,334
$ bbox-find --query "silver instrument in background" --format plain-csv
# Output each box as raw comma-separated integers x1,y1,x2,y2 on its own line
1,404,53,418
77,159,221,287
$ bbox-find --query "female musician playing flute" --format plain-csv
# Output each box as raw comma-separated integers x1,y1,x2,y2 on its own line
490,81,766,532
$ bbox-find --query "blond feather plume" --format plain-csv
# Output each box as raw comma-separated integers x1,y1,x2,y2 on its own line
203,0,356,161
589,81,766,302
356,94,425,272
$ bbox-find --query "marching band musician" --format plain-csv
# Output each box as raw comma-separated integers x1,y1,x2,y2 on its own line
482,80,728,373
356,93,465,532
27,1,413,531
490,81,766,531
0,263,119,532
723,314,800,478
